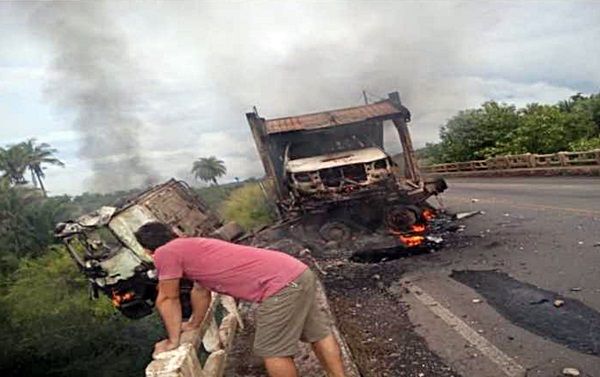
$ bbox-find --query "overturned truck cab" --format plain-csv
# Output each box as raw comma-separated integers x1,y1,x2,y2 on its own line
247,91,447,253
55,179,244,319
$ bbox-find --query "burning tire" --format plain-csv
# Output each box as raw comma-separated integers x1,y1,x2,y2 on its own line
319,221,352,242
385,205,421,232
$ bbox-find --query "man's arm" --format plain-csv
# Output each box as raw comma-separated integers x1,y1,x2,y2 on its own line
183,283,212,331
155,278,182,353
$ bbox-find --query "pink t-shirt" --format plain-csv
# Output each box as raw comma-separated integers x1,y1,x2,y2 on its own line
153,237,307,302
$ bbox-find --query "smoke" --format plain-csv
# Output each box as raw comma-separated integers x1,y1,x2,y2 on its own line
15,1,591,195
182,1,490,146
29,1,157,192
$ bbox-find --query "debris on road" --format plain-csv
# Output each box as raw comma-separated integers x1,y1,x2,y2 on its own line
471,198,479,203
570,287,582,292
577,241,584,245
562,367,581,376
454,210,483,220
472,298,482,304
554,299,565,308
426,235,444,244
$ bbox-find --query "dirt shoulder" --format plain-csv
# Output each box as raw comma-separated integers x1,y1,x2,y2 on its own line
321,258,459,377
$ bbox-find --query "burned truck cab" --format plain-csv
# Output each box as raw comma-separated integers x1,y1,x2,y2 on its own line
286,147,397,200
247,91,447,251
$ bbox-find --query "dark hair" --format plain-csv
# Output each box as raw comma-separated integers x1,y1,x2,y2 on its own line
134,222,178,252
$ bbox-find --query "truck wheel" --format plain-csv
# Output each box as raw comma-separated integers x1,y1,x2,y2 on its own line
319,221,352,242
385,206,419,232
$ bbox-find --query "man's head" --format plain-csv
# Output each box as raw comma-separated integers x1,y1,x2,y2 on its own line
134,221,178,253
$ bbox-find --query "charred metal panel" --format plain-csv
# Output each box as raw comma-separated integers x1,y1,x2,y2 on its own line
264,100,401,134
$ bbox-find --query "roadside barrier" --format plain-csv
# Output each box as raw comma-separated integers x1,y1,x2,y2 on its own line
421,149,600,174
145,294,241,377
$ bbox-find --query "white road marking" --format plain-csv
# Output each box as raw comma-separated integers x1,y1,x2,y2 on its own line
406,283,526,377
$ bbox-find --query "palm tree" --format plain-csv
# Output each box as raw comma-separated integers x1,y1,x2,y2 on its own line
191,156,227,185
21,139,64,197
0,144,30,185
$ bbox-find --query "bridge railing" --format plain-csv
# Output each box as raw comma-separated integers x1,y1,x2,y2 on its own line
145,294,241,377
421,149,600,174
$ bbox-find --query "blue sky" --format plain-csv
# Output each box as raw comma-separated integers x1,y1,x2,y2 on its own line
0,1,599,195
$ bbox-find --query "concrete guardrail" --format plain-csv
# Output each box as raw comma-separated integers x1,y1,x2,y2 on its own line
145,294,241,377
421,149,600,175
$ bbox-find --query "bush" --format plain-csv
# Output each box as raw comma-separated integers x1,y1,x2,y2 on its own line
569,136,600,151
221,182,275,230
0,247,163,377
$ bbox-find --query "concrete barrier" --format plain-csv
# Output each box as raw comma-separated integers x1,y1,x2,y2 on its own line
421,149,600,177
146,294,241,377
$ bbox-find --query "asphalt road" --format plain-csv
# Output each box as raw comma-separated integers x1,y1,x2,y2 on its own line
395,177,600,377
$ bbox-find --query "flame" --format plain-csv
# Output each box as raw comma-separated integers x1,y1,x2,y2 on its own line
111,291,134,307
411,224,426,233
399,234,425,247
422,209,436,221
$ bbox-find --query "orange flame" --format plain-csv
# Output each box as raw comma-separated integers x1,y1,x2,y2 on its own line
422,209,436,221
411,224,426,233
399,234,425,247
111,291,134,307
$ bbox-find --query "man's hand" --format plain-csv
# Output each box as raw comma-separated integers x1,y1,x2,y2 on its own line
153,338,179,357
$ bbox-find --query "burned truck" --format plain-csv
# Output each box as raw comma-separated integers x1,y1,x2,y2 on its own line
55,179,243,319
247,92,447,253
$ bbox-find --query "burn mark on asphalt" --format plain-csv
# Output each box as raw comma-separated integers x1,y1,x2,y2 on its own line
451,270,600,356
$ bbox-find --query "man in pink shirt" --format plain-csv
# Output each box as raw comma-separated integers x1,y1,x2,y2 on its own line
134,221,346,377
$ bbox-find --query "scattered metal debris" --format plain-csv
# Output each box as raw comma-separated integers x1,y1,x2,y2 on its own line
562,367,581,376
454,210,483,220
426,235,444,244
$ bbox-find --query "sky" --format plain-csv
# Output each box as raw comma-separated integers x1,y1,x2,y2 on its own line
0,0,599,195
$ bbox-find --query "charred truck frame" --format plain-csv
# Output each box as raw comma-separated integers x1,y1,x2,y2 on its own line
247,91,447,252
55,179,243,319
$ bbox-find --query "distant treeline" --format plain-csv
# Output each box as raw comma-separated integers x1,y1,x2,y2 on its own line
419,93,600,164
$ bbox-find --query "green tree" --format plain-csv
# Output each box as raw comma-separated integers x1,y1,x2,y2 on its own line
501,104,596,154
0,247,163,377
21,139,65,197
191,156,227,185
0,181,73,260
435,102,520,162
0,144,30,185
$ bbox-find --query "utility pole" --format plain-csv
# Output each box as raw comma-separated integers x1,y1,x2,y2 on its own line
362,90,369,105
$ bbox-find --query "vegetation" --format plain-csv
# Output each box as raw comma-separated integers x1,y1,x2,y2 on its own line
421,93,600,164
0,248,162,377
221,182,275,230
191,156,227,185
0,139,64,196
0,139,270,376
0,139,164,377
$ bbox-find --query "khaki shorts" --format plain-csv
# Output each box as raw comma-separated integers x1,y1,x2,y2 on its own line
253,269,331,357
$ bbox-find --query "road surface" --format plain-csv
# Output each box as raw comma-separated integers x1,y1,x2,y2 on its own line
397,177,600,377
